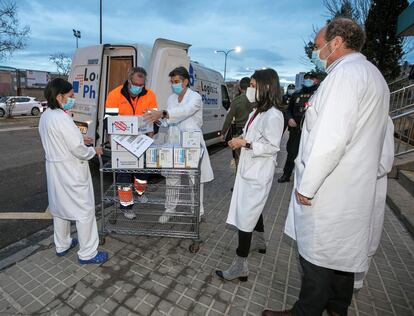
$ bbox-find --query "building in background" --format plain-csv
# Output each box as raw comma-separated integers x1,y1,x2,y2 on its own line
0,67,64,99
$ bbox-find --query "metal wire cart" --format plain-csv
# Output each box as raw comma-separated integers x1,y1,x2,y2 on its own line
98,158,202,253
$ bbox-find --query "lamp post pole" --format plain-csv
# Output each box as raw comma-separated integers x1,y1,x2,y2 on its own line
73,29,81,48
215,47,241,82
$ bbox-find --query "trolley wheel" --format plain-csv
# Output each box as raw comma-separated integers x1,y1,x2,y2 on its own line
108,218,117,225
189,242,200,253
99,235,106,245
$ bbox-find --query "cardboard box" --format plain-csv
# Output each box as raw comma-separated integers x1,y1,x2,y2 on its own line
186,148,201,168
181,130,202,148
110,136,127,152
145,146,158,168
108,116,139,135
137,116,154,134
168,125,181,146
112,134,153,158
174,147,186,168
112,151,144,169
159,146,173,168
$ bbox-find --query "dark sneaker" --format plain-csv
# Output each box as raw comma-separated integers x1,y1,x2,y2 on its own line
277,174,290,183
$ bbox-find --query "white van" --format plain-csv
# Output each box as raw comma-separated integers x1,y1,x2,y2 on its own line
68,38,230,149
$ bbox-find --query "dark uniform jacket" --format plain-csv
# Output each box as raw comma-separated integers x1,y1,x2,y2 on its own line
285,85,319,127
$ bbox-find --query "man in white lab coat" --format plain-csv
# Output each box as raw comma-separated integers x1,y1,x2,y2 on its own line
354,117,394,290
263,18,390,316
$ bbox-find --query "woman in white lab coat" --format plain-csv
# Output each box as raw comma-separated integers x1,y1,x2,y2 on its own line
215,69,285,282
39,78,108,264
144,66,214,223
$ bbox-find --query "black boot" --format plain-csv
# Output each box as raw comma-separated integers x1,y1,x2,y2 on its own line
277,174,290,183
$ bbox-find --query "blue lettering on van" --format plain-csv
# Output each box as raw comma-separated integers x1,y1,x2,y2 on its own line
189,63,195,87
73,81,79,93
202,95,218,105
83,85,96,99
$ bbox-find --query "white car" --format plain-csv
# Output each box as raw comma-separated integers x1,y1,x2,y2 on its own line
0,96,43,117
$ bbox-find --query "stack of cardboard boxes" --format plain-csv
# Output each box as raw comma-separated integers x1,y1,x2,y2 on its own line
108,115,202,169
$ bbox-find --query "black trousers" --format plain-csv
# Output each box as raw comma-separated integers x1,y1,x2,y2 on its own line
236,214,264,258
117,173,149,210
292,256,354,316
283,127,302,178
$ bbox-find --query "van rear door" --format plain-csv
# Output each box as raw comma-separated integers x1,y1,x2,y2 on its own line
147,38,191,110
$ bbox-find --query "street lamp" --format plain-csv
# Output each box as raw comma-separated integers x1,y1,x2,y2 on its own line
215,46,241,82
73,29,81,48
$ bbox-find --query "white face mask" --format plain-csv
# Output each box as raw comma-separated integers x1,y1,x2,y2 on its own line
246,87,257,103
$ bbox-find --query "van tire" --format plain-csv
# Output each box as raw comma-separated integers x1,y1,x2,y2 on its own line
0,108,4,117
31,107,40,116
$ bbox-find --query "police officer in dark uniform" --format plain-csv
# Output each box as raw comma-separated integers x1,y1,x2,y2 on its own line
278,72,319,183
281,84,296,132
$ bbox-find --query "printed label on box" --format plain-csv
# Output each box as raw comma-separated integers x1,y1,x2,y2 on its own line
145,147,159,168
107,116,139,135
174,147,186,168
159,146,173,168
182,130,202,148
113,134,153,158
186,148,201,168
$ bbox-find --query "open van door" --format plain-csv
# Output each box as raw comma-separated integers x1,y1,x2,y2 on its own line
147,38,191,110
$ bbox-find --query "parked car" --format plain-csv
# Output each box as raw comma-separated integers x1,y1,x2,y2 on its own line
0,96,43,117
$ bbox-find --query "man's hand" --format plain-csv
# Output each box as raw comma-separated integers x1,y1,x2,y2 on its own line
295,190,312,206
288,118,297,128
144,110,163,123
95,146,103,156
228,138,247,150
83,136,93,145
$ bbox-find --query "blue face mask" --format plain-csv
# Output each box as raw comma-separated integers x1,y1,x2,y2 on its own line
62,97,75,110
311,49,327,71
172,83,183,95
130,84,143,95
303,79,314,88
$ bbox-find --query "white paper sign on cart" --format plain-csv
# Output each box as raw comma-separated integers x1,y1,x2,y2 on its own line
113,134,154,158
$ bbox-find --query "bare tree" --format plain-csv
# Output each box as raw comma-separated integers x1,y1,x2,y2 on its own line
0,0,30,60
323,0,371,25
49,53,72,76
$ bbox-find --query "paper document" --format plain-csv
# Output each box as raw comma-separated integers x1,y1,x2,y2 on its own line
113,134,154,158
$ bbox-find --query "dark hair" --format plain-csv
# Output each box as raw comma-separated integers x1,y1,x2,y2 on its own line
44,78,72,110
239,77,250,91
251,68,283,112
169,66,190,87
325,18,365,52
128,67,147,79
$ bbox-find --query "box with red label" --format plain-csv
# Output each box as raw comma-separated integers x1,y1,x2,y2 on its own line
107,116,139,135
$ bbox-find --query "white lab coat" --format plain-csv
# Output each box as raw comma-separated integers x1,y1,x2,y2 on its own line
39,108,96,221
166,88,214,183
226,107,284,232
284,53,390,273
355,117,394,287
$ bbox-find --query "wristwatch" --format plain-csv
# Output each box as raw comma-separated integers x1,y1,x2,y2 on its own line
245,142,252,149
162,110,168,119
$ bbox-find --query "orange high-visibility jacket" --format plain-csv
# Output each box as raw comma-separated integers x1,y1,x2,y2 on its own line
105,81,157,115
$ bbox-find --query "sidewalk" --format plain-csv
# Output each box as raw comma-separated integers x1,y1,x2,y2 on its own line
0,146,413,316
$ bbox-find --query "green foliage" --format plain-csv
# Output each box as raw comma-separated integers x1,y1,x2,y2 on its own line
362,0,409,82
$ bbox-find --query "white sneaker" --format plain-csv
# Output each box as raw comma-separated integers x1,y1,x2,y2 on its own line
120,208,136,220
